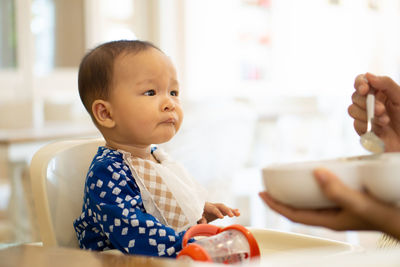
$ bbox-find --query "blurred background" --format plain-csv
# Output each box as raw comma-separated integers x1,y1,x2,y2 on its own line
1,0,400,248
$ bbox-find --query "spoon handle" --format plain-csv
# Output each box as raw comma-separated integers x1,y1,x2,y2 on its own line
366,93,375,132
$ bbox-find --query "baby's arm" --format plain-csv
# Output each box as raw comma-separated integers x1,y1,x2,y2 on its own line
198,202,240,224
91,198,184,257
85,164,185,257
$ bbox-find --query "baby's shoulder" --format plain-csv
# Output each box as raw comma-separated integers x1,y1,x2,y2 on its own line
88,146,131,178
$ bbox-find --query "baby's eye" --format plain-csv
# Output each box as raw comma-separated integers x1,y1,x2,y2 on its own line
144,89,156,96
170,90,179,97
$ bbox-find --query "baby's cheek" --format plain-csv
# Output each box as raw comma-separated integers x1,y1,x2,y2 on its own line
176,109,184,130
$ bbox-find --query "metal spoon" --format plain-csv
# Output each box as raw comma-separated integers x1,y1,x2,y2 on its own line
360,93,385,153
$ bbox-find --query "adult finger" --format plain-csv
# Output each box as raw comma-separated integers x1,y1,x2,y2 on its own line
349,97,387,124
351,91,367,109
354,120,367,136
374,100,388,117
373,114,390,128
348,103,367,121
365,73,400,105
354,74,370,95
259,192,341,227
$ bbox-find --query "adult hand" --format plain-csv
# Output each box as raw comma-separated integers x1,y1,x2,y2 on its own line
259,168,400,240
348,73,400,152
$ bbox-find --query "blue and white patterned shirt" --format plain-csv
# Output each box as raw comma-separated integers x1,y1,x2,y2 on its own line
73,146,186,257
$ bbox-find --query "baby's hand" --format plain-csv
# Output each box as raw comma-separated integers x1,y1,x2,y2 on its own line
197,202,240,224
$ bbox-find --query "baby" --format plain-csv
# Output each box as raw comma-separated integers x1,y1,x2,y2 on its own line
73,40,239,257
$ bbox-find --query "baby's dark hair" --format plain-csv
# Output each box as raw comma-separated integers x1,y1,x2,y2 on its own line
78,40,160,119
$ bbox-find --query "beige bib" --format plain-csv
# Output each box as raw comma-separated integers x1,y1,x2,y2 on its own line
121,148,206,232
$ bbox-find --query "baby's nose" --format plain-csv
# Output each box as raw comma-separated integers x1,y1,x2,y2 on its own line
162,96,175,111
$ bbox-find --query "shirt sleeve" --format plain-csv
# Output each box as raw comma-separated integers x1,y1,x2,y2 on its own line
86,160,185,257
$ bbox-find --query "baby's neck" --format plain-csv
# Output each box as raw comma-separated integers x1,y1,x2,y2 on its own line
105,141,156,162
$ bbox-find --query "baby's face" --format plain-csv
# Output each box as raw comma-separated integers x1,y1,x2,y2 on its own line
108,47,183,146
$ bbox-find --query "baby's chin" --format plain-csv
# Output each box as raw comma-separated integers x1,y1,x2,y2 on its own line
152,132,178,145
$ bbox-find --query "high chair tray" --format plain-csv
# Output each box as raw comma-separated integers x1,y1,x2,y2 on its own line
249,228,359,257
262,153,400,208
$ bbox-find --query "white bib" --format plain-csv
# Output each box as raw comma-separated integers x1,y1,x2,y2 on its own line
121,148,206,232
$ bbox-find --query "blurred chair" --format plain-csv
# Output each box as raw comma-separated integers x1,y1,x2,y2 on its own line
29,138,104,247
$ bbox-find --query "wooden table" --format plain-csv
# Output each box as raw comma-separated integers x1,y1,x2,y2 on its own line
0,245,205,267
2,243,400,267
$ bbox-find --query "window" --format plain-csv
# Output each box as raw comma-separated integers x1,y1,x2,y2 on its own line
0,0,161,126
31,0,85,74
0,0,17,69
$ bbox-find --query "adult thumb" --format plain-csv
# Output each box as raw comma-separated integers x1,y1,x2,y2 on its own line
313,168,364,210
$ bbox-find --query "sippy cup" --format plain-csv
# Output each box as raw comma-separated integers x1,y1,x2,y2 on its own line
177,224,260,264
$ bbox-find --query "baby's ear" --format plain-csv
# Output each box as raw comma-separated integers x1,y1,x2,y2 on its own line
92,100,115,128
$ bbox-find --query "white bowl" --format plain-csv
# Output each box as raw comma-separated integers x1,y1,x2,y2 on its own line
262,153,400,208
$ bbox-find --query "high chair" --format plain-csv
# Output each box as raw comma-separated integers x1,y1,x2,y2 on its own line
29,138,359,257
29,138,104,248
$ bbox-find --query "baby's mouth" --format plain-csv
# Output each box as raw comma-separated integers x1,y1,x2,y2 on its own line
161,118,176,124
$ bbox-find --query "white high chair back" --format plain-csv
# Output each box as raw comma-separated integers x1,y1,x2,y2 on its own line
29,138,105,247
